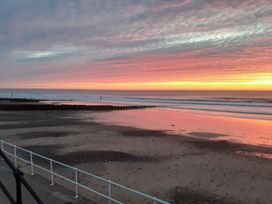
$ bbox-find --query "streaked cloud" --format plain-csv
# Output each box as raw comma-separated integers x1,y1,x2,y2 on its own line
14,46,86,60
0,0,271,89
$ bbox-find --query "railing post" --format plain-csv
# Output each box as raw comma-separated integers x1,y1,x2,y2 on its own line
108,180,112,204
0,141,3,161
1,140,3,151
74,168,79,199
14,145,17,167
14,170,23,204
30,151,34,175
153,197,157,204
50,159,54,185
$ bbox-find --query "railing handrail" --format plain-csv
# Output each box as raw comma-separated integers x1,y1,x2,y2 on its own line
0,140,170,204
0,180,16,204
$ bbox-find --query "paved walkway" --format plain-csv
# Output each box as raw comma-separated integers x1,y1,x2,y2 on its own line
0,160,93,204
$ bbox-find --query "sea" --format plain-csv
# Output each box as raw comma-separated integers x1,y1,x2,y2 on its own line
1,89,272,148
1,89,271,118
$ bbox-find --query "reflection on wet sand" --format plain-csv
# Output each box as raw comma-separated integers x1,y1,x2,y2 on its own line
90,108,272,147
236,150,272,160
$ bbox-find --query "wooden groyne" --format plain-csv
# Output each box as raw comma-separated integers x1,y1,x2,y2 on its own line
0,103,156,111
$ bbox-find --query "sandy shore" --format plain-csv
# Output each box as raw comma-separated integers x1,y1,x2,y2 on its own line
0,108,272,204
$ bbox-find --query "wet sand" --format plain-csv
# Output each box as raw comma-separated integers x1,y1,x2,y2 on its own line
0,109,272,204
90,108,272,146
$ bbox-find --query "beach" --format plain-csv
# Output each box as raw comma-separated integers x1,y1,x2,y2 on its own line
0,100,271,204
1,0,272,203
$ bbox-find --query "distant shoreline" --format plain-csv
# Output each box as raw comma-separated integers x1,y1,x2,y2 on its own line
0,98,155,111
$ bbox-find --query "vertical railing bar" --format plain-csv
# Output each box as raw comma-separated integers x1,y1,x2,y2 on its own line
108,180,112,204
14,145,17,167
1,140,3,151
0,140,3,161
15,170,23,204
50,159,54,185
75,168,79,199
30,151,34,175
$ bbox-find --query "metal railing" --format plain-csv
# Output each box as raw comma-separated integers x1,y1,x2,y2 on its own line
0,140,169,204
0,148,43,204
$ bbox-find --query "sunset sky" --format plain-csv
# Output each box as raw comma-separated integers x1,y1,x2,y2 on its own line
0,0,271,90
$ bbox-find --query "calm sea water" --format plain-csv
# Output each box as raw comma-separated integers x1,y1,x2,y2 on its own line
1,89,271,100
0,89,272,119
